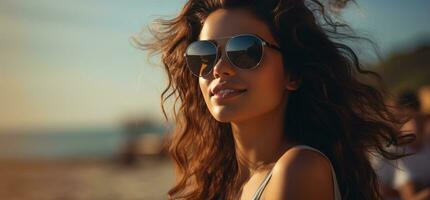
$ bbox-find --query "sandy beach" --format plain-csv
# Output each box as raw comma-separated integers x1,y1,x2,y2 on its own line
0,157,175,200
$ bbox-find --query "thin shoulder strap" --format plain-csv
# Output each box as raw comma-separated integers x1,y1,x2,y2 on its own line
251,145,342,200
293,145,342,200
250,169,274,200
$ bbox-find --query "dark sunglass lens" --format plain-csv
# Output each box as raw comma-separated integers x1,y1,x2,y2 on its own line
185,41,217,76
226,35,263,69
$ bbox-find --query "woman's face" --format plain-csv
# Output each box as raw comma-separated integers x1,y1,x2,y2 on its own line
198,8,295,123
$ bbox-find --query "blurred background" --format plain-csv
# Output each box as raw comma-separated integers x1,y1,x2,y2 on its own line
0,0,429,199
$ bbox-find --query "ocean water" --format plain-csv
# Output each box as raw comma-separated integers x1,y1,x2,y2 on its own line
0,126,165,159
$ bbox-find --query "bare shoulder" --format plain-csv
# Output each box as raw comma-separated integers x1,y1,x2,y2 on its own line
275,146,332,176
262,146,334,200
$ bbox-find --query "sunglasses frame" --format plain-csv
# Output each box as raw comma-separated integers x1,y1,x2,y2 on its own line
184,33,282,77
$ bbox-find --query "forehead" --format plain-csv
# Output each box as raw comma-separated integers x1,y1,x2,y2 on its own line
199,8,275,43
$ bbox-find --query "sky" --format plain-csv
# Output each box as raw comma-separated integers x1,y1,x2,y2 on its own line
0,0,429,131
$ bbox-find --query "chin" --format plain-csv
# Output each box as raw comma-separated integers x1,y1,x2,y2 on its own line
210,107,251,123
211,113,234,123
210,108,238,123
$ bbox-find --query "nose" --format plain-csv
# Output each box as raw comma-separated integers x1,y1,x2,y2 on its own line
212,50,236,79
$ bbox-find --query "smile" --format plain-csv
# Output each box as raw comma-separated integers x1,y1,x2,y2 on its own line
211,89,247,103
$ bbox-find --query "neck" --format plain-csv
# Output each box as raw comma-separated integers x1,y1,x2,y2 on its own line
231,97,295,175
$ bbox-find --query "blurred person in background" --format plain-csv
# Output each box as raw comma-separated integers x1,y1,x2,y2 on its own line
139,0,413,199
371,91,427,200
393,91,430,200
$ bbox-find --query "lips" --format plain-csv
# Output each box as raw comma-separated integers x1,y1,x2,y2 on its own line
212,88,247,98
210,84,247,97
209,82,247,104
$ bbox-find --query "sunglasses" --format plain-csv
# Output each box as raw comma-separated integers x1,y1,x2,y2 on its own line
184,34,282,77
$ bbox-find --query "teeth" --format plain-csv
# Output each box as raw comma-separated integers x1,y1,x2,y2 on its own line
217,89,240,97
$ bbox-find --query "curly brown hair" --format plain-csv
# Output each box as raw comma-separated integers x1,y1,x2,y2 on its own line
136,0,412,199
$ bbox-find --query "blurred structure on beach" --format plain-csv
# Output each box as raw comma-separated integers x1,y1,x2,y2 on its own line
119,117,171,166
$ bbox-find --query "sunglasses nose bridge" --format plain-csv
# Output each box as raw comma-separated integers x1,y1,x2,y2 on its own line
211,44,236,78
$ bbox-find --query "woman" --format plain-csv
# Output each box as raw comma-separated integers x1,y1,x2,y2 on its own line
138,0,410,199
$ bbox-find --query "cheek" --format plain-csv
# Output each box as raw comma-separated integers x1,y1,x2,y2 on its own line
253,69,285,102
256,53,286,96
199,78,227,121
199,78,211,104
247,53,287,109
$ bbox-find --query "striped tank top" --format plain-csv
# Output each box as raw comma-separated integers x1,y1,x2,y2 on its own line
250,145,342,200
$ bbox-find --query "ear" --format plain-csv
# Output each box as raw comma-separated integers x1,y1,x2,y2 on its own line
285,74,301,91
